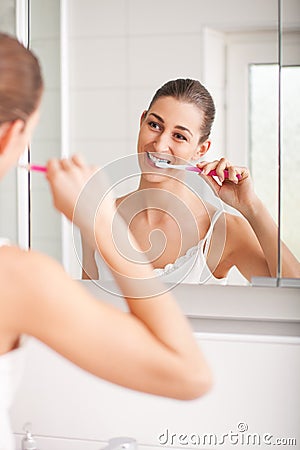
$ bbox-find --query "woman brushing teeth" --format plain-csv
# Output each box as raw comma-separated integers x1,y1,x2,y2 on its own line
81,78,300,283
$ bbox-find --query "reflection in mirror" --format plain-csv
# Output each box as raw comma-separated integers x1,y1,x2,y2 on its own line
249,64,278,226
28,0,299,284
281,66,300,261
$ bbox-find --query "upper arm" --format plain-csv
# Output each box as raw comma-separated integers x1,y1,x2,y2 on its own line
225,214,271,281
0,248,150,383
0,246,211,399
81,232,99,279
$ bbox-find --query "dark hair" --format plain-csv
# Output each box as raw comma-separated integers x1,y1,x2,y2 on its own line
0,33,43,125
148,78,215,144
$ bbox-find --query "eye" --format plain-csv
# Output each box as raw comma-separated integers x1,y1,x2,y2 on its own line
174,132,187,141
148,120,162,131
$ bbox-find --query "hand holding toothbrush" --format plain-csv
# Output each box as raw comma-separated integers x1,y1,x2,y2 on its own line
45,155,116,233
196,158,258,215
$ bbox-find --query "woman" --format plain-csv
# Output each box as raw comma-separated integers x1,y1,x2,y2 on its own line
82,78,300,284
0,34,212,450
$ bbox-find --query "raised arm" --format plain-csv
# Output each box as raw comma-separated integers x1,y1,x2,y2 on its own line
0,245,210,400
26,154,212,400
198,158,300,279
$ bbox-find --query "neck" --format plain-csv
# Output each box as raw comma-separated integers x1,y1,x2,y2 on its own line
138,173,189,202
133,174,205,225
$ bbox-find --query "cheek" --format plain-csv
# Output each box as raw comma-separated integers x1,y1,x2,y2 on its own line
138,127,152,145
177,144,197,158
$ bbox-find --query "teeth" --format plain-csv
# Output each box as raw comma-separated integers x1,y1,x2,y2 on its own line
147,152,170,164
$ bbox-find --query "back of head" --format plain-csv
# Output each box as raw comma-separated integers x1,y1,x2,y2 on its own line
148,78,215,144
0,33,43,125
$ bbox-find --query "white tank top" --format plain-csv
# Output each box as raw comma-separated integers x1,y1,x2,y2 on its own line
0,238,27,450
95,210,227,285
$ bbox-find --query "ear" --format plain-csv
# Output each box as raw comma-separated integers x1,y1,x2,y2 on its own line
191,139,211,161
0,120,24,155
139,110,148,127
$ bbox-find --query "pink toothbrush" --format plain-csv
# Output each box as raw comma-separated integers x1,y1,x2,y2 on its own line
153,159,241,180
19,164,47,173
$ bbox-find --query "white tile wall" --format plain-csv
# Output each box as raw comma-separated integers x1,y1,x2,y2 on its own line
128,35,203,88
70,140,135,167
127,0,278,35
68,0,128,38
70,90,128,141
69,37,127,89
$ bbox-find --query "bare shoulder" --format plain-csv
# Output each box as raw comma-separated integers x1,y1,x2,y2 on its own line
115,192,134,208
0,245,96,336
0,245,66,314
0,245,63,281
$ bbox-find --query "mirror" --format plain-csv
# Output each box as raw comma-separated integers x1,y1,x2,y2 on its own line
26,0,299,284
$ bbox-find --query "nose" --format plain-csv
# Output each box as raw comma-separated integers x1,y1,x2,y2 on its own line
153,132,171,154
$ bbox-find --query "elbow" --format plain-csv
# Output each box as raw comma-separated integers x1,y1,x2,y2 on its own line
173,364,214,401
184,368,214,400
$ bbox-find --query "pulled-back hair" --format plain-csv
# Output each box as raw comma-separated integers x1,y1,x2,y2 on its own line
148,79,215,143
0,33,43,125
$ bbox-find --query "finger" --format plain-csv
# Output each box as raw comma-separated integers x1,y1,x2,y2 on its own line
215,157,229,182
227,165,239,184
60,158,73,171
72,153,86,168
46,158,60,178
196,160,219,175
196,160,208,168
232,166,248,181
241,166,249,177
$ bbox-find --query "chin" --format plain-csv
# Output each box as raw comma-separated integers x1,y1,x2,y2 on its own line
137,151,166,182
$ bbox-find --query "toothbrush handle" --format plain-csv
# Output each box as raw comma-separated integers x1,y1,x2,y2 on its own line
187,166,241,180
30,164,47,172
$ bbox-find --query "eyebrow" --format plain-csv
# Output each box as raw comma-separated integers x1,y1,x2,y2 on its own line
149,113,193,137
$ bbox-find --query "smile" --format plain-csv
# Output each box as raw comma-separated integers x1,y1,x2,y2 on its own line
146,152,171,166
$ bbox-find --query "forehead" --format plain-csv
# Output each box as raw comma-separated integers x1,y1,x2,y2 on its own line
148,96,203,130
